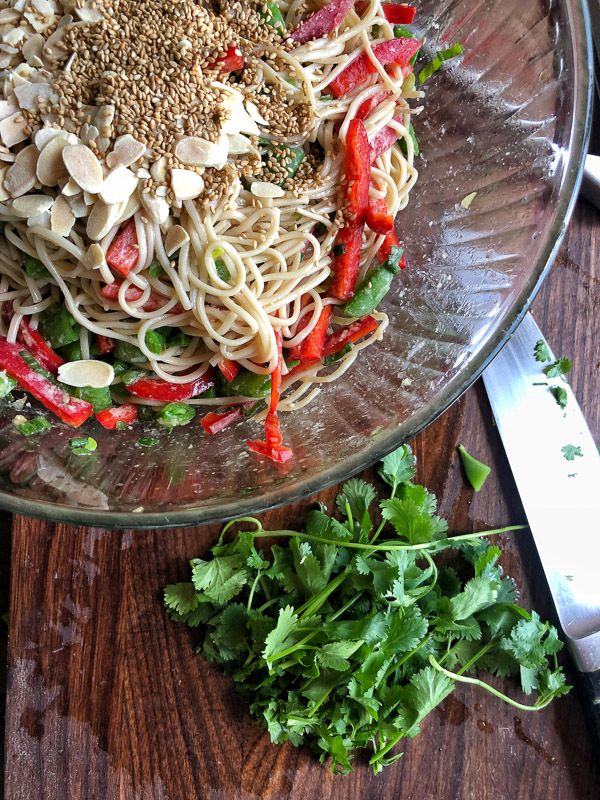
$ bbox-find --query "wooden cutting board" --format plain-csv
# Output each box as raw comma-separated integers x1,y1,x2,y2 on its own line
3,198,600,799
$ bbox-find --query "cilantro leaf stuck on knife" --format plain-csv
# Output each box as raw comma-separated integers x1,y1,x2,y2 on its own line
165,445,569,775
533,339,552,363
561,444,583,461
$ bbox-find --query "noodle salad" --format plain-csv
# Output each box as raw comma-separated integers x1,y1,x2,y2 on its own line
0,0,460,462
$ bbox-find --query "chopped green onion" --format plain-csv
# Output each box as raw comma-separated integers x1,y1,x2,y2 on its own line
259,1,285,31
137,404,154,421
225,369,271,398
156,401,195,428
145,328,165,355
264,144,305,185
120,367,148,386
398,123,419,157
112,359,129,376
393,24,415,39
167,331,191,348
214,257,231,281
198,385,217,399
138,436,159,447
149,259,167,278
19,350,57,384
418,43,464,83
23,253,50,280
0,370,17,398
38,303,79,348
17,416,51,436
292,212,303,221
319,94,333,102
116,420,127,430
243,399,265,416
458,445,491,491
69,436,97,455
71,386,112,413
322,341,353,366
113,339,147,364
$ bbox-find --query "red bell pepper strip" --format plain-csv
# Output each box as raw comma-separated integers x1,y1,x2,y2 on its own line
214,45,244,72
101,283,184,315
286,295,313,360
366,196,394,235
323,314,379,355
17,318,65,374
125,368,214,402
247,328,293,463
356,90,390,121
290,0,356,44
376,229,406,268
96,404,138,429
218,358,240,383
329,38,420,97
370,114,405,163
106,219,139,277
329,119,370,300
95,334,114,354
201,405,244,435
300,305,333,360
381,4,416,23
0,337,93,426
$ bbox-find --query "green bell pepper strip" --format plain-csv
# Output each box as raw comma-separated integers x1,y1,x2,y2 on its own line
264,144,305,185
148,259,166,278
398,122,419,157
120,367,148,386
137,405,155,421
71,386,112,414
342,246,404,318
166,331,191,348
226,369,272,398
113,339,147,364
156,401,195,428
145,329,165,355
38,304,79,348
418,43,464,83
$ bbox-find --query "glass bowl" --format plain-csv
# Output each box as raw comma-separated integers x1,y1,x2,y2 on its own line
0,0,592,528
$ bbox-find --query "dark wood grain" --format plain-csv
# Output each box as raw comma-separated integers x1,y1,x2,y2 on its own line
3,195,599,800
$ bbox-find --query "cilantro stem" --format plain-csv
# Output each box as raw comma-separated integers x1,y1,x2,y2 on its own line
370,731,404,764
381,634,432,682
455,641,493,675
251,526,525,552
247,569,263,612
428,655,555,711
218,516,263,545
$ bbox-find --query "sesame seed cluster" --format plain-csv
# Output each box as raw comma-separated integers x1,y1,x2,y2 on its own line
0,0,319,239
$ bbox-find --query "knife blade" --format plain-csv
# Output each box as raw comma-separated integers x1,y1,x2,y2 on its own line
482,312,600,739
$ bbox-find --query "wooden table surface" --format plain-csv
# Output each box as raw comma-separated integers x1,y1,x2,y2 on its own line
2,198,599,798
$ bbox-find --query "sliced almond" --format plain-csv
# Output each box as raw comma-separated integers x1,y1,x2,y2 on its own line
0,166,9,201
150,156,167,182
155,185,167,197
61,177,80,196
28,209,51,228
51,194,75,236
14,81,54,111
63,144,103,193
36,135,70,185
34,126,74,151
99,164,138,206
74,3,104,23
0,113,28,148
12,194,53,217
22,33,44,65
58,359,114,389
140,192,169,224
250,182,285,199
87,242,106,270
80,123,99,144
165,224,189,256
3,27,26,47
0,96,18,122
227,134,253,154
171,168,205,201
245,101,269,127
86,199,121,240
115,193,140,225
175,136,227,168
42,26,68,63
68,193,89,218
5,144,38,197
106,134,145,169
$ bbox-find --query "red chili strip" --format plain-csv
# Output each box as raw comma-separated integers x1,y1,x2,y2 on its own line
381,4,416,24
101,283,184,314
0,337,93,426
329,38,420,97
322,314,379,355
2,304,64,374
366,196,394,235
376,229,406,268
300,305,333,360
201,405,244,435
290,0,356,44
355,90,390,121
214,45,244,72
96,404,138,429
106,219,139,277
95,334,115,354
126,368,214,402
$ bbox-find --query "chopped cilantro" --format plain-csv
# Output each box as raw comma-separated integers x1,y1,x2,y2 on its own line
533,339,552,363
543,358,572,379
165,445,567,775
550,385,568,409
561,444,582,461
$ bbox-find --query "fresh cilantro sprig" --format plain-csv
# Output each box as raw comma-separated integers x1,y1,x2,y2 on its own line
165,445,569,775
533,340,572,410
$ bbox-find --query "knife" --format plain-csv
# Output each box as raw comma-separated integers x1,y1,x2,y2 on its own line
482,312,600,742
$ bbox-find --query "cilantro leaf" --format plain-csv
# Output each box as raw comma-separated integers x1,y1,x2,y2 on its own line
378,444,415,495
549,385,568,409
533,339,552,363
543,357,572,378
380,495,447,544
562,444,583,461
336,478,375,521
263,605,298,662
317,640,363,671
164,582,199,615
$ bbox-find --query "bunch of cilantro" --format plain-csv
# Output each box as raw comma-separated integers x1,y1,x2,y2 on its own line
165,446,569,775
